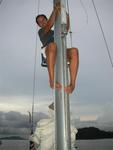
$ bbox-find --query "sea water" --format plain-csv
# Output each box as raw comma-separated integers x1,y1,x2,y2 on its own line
76,139,113,150
0,139,113,150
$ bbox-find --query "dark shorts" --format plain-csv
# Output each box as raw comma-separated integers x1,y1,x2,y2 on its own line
41,38,54,49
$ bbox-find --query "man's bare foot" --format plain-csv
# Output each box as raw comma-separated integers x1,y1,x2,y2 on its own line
50,81,61,90
64,84,75,94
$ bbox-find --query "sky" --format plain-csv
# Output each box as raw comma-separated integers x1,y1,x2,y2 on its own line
0,0,113,134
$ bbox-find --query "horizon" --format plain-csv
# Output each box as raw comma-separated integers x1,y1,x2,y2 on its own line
0,110,113,137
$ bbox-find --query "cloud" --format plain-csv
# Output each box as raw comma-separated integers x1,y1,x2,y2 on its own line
0,111,29,129
0,111,49,136
80,115,98,121
0,107,113,137
97,102,113,123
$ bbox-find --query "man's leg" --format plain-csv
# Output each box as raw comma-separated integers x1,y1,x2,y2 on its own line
45,42,61,89
65,47,79,93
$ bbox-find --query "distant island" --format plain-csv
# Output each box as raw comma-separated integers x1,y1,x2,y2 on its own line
77,127,113,140
0,136,26,140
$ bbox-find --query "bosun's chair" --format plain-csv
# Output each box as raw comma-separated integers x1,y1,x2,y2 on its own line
41,53,47,67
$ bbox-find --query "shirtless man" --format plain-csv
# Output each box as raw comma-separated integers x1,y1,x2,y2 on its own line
36,2,79,94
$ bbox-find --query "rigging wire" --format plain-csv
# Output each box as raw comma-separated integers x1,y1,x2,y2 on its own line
66,0,73,47
91,0,113,68
32,0,56,126
65,0,89,47
69,0,88,35
31,0,40,132
66,0,88,46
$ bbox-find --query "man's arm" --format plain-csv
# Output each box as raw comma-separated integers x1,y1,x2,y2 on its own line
44,2,61,34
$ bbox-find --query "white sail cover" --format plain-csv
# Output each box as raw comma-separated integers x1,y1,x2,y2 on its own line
30,113,78,150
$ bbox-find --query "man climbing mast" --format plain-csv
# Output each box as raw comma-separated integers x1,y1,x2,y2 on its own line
36,2,79,94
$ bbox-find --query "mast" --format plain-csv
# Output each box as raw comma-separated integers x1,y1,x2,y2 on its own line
54,0,71,150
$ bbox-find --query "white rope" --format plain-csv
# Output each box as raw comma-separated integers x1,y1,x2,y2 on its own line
65,0,73,48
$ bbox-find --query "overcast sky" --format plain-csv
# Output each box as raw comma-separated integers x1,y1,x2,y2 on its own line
0,0,113,128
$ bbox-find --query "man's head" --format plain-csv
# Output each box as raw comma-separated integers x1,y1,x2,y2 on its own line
36,14,48,27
